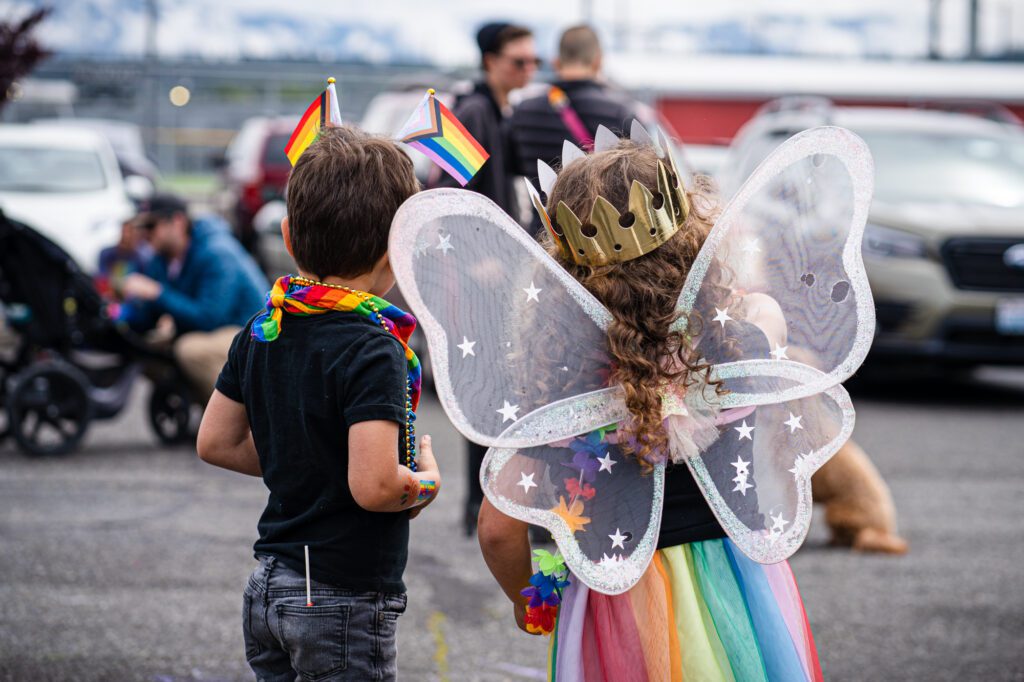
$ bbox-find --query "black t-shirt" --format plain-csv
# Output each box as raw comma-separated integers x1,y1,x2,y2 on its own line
216,312,410,593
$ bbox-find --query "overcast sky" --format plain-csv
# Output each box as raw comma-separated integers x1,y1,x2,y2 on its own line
3,0,1020,64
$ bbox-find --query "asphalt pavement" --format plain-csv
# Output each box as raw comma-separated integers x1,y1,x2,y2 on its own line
1,366,1023,681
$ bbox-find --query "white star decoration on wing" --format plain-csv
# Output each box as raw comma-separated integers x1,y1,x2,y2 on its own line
712,307,733,327
436,233,454,254
597,452,617,473
496,400,520,423
523,281,542,303
731,456,753,495
770,344,789,361
742,238,762,254
732,476,753,496
734,420,754,441
609,528,628,550
456,336,476,358
517,472,537,493
784,412,804,433
788,452,812,478
770,512,790,533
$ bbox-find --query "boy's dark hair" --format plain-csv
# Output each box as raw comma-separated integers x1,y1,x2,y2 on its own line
286,126,419,279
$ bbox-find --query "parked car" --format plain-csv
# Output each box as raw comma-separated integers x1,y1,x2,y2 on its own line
0,125,135,273
720,99,1024,366
32,117,161,191
219,116,294,254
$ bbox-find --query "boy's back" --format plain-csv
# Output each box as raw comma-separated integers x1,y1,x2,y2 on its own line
217,311,410,591
197,125,437,682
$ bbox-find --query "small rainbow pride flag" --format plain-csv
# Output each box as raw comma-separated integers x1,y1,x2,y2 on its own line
397,89,489,186
284,78,343,166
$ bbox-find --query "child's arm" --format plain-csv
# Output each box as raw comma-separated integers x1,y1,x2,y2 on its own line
478,499,539,635
196,389,261,476
348,423,441,513
742,292,788,349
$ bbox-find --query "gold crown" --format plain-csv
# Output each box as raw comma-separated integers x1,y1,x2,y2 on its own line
525,121,690,267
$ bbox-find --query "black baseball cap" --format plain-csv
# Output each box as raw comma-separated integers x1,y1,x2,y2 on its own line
136,193,188,226
476,22,513,56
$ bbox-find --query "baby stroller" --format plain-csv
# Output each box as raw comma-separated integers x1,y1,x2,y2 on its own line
0,212,194,456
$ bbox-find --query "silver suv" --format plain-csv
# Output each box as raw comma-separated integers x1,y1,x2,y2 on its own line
720,98,1024,367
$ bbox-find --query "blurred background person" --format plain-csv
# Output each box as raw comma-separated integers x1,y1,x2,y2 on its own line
95,216,153,293
431,21,538,218
118,193,267,402
512,24,640,194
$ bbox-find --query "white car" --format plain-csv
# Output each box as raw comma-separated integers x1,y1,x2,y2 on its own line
0,125,135,273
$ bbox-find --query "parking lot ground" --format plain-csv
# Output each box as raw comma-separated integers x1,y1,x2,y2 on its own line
1,368,1023,681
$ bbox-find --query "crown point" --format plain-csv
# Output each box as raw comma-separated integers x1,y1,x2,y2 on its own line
562,140,586,167
630,119,654,147
594,125,619,152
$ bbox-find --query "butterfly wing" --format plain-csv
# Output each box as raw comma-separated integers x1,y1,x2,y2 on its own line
482,406,663,595
666,126,874,562
676,126,875,402
669,361,854,564
390,188,614,448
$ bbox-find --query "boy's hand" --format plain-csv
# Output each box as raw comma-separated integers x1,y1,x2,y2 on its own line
409,435,440,519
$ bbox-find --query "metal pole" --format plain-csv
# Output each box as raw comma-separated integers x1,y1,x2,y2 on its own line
143,0,159,165
928,0,942,59
968,0,980,59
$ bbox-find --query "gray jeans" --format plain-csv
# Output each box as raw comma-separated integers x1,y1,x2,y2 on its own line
242,555,407,682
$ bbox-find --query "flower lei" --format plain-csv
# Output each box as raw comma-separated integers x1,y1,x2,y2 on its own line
521,426,621,635
522,549,570,635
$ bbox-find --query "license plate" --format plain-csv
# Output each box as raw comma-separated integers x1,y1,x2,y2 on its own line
995,299,1024,335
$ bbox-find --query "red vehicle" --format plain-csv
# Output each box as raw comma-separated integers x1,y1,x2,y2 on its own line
220,117,294,254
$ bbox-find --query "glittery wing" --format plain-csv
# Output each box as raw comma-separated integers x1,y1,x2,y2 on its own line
389,188,615,448
665,360,855,564
482,413,665,595
675,126,875,402
659,127,874,563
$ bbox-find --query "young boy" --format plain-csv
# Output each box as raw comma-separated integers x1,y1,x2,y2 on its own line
197,126,440,682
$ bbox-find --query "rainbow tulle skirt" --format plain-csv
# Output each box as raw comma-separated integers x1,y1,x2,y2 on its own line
550,538,823,681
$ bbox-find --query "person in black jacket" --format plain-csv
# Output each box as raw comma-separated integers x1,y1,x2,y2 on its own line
434,22,539,537
431,22,538,219
511,24,640,193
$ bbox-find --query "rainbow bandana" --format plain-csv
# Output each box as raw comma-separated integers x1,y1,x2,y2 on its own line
252,275,422,411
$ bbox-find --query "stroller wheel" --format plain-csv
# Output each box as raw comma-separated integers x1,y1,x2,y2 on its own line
7,360,93,456
148,379,194,445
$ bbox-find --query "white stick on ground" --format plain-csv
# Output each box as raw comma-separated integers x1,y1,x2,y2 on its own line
304,545,313,606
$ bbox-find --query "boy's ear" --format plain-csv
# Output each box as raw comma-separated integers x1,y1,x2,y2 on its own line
281,216,294,259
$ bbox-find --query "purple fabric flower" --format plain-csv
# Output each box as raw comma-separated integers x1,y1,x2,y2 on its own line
563,450,600,482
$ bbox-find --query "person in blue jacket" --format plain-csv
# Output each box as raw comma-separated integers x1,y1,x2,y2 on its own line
119,193,268,401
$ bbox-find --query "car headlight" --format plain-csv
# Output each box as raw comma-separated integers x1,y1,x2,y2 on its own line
863,223,927,259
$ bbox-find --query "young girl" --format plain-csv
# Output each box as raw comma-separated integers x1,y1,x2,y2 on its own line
389,122,872,681
477,141,823,681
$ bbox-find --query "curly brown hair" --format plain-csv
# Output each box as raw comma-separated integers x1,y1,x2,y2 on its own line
542,141,731,470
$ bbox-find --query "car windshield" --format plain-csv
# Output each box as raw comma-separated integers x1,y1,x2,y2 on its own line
857,130,1024,208
0,147,108,192
264,134,291,166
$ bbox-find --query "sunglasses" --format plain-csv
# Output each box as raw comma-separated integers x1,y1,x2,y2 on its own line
503,55,542,70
